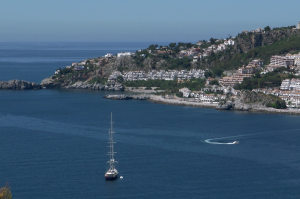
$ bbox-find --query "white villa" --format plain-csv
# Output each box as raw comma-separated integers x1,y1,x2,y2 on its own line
117,52,134,58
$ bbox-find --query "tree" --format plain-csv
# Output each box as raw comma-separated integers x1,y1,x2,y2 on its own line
210,37,216,44
0,183,12,199
186,43,192,48
254,71,261,78
169,43,176,49
116,75,124,83
61,68,73,75
205,71,213,78
148,44,156,51
209,79,219,85
264,26,271,31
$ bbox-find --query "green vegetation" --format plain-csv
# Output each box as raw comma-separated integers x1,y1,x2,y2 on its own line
124,78,206,94
169,43,176,49
134,49,150,67
116,75,124,83
207,34,300,75
209,79,219,85
142,31,300,76
267,99,287,109
0,183,12,199
273,25,296,30
235,67,297,90
167,57,192,70
60,68,73,75
89,77,107,84
264,26,271,31
117,66,129,73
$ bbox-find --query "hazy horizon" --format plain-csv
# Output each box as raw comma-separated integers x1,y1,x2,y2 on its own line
1,0,299,43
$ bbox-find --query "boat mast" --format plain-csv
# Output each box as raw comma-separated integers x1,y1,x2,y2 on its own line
108,112,116,170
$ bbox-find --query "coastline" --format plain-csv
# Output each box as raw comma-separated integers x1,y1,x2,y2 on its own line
104,93,300,115
149,96,300,115
148,95,218,109
2,79,300,115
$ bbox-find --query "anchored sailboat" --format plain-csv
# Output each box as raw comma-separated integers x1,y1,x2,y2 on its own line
105,113,118,180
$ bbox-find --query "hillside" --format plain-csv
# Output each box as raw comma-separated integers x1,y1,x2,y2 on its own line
45,24,300,89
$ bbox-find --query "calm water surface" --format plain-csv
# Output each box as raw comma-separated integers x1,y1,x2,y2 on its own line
0,43,300,199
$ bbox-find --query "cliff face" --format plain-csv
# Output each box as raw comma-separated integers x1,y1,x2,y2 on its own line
218,91,285,111
235,29,300,53
234,91,275,110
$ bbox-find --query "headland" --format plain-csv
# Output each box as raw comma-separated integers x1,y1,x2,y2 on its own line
3,22,300,115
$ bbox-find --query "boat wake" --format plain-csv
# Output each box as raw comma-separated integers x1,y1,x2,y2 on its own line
203,132,265,145
203,128,300,145
204,139,239,145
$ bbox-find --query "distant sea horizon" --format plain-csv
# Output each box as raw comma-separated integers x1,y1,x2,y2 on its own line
0,41,169,83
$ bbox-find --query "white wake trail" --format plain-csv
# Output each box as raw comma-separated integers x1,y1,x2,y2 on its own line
203,129,300,145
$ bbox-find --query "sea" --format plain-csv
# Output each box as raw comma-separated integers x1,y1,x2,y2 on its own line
1,42,300,199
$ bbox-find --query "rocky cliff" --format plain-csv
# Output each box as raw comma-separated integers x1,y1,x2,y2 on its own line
217,90,286,111
0,80,42,90
40,77,124,91
235,29,300,53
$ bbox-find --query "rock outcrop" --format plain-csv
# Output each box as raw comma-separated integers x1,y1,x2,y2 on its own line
104,94,150,100
41,78,124,91
234,90,277,110
217,90,286,111
41,78,61,89
217,101,234,110
235,29,300,53
0,80,42,90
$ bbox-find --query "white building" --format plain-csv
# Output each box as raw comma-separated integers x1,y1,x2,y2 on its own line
193,56,198,62
179,87,191,98
117,52,133,58
228,39,235,45
280,79,291,90
105,53,113,58
270,56,294,67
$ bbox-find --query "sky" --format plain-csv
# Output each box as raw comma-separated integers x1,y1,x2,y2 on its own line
0,0,299,43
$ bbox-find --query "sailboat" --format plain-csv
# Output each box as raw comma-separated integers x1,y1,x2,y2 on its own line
105,113,118,180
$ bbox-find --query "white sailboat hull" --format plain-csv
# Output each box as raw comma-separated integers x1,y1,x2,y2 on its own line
105,169,118,180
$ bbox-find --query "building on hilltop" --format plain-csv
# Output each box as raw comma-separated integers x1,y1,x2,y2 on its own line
117,52,134,58
292,21,300,30
251,28,262,33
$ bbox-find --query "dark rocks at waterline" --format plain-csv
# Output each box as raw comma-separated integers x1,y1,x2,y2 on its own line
216,101,234,110
104,95,133,100
104,94,151,100
0,80,42,90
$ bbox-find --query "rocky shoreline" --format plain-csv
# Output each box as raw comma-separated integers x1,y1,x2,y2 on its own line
0,79,124,91
104,94,300,115
104,94,219,108
2,79,300,115
41,78,124,91
0,80,42,90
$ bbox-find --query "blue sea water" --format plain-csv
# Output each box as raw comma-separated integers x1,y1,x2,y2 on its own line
1,42,300,199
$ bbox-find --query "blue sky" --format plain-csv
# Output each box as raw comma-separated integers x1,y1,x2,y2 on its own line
1,0,299,42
